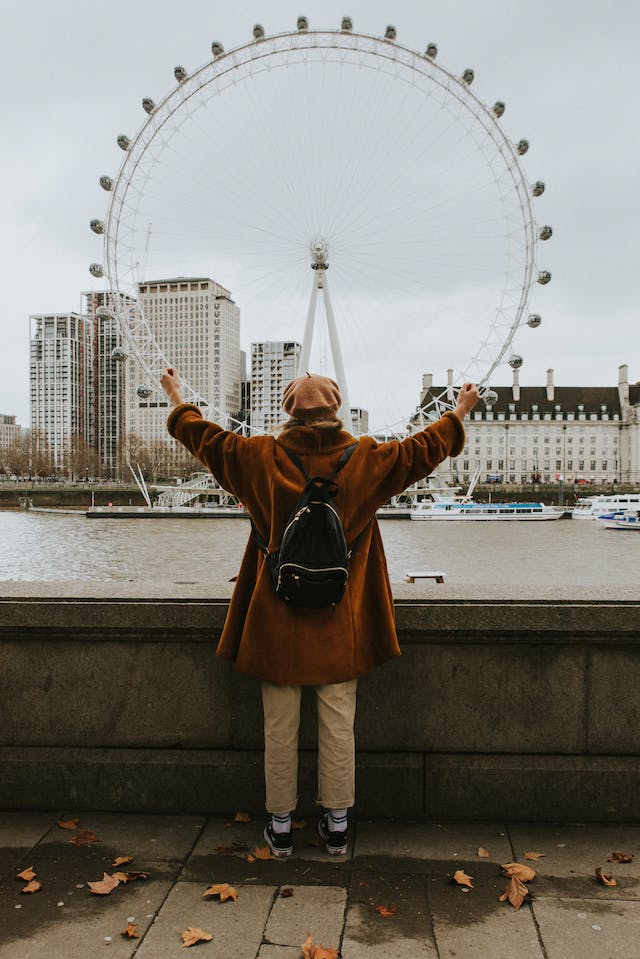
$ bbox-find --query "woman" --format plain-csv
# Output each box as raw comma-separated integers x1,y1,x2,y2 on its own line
161,367,478,857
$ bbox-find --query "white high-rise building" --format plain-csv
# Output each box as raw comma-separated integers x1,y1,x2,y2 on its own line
251,341,301,432
29,313,93,468
127,277,241,452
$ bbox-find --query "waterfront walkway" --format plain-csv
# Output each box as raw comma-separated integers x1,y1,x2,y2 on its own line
2,811,639,958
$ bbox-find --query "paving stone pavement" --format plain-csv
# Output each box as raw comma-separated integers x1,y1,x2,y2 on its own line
2,812,640,958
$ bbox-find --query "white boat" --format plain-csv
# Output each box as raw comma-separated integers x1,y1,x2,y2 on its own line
571,493,640,520
599,509,640,531
410,500,565,521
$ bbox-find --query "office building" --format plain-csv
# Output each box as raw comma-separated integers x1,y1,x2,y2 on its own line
83,291,128,477
250,341,301,432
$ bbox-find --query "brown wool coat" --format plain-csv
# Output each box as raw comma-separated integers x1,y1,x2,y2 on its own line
167,405,465,686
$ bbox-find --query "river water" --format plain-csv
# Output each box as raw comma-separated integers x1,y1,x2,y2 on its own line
1,511,638,587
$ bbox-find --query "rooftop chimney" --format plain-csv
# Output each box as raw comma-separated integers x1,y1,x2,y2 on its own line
447,368,454,402
422,373,433,392
546,368,554,401
618,364,629,408
512,367,520,401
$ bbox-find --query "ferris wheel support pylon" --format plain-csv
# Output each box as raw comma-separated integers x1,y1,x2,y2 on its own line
297,239,351,422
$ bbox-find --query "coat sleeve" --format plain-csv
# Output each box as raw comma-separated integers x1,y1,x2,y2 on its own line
365,411,466,505
166,403,261,501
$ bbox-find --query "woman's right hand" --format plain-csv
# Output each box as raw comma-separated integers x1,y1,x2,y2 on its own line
453,382,479,420
160,367,183,406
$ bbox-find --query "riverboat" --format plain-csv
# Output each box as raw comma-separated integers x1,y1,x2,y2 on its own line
410,500,565,521
599,509,640,531
571,493,640,520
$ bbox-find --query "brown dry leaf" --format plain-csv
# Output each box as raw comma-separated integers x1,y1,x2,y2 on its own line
57,818,79,830
203,883,238,902
301,934,315,959
233,811,252,823
245,853,256,863
281,887,294,898
477,847,490,858
499,875,529,910
70,830,99,846
214,844,235,856
112,856,134,868
181,926,213,948
314,948,339,959
292,820,307,830
452,869,474,888
608,851,633,864
595,866,617,887
524,851,545,861
17,867,37,882
112,870,150,883
21,880,42,894
251,845,275,861
375,903,398,917
88,872,120,895
121,923,139,939
500,861,537,882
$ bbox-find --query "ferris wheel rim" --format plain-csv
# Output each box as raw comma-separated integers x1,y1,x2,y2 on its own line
99,24,541,433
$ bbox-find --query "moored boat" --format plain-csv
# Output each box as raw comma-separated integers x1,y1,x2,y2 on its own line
571,493,640,520
599,509,640,531
410,501,565,521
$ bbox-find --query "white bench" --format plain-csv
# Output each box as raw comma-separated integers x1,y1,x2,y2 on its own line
405,571,446,584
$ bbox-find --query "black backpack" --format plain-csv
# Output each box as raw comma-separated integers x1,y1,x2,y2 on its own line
252,443,358,608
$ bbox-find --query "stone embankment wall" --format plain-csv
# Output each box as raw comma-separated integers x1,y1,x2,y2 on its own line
0,485,146,509
0,584,639,821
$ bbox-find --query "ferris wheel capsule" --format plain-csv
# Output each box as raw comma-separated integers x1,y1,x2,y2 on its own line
385,25,397,40
90,219,104,234
174,65,187,82
462,68,474,84
96,305,111,319
508,354,523,369
537,270,552,285
89,263,104,278
253,23,265,40
111,348,128,361
539,225,553,240
341,16,353,31
142,97,156,115
493,101,505,118
117,135,131,151
527,314,542,328
532,180,545,197
211,41,224,57
425,43,438,58
99,175,113,191
516,139,529,155
483,389,499,406
136,385,152,399
297,16,308,31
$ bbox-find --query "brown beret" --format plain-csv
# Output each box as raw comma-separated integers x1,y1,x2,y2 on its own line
281,372,342,419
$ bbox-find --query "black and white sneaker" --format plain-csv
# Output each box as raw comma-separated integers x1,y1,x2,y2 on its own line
264,821,294,859
318,812,348,856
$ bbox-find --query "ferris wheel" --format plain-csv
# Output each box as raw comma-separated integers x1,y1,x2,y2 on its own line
89,17,552,434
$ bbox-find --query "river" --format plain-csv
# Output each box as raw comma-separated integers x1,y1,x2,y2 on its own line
1,511,638,587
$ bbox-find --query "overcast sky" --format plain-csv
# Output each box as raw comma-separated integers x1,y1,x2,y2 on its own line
1,0,638,427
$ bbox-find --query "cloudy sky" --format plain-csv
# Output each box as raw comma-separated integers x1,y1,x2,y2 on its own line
2,0,638,428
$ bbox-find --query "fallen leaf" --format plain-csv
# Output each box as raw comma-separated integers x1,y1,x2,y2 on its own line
524,851,545,861
21,880,42,894
203,883,238,902
375,903,398,917
181,926,213,948
112,871,150,883
88,872,120,895
251,845,275,861
608,851,633,864
595,866,617,887
500,862,537,882
120,923,139,939
57,818,79,830
214,844,235,856
234,811,252,823
477,847,490,858
452,869,474,888
17,867,37,882
499,875,529,910
292,820,307,830
112,856,134,868
245,853,256,863
301,934,338,959
281,887,294,897
301,934,315,959
70,830,99,846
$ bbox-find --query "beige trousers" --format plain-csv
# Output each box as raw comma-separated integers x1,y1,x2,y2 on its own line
261,679,358,815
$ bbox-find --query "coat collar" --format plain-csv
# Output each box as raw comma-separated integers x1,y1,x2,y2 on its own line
276,426,357,454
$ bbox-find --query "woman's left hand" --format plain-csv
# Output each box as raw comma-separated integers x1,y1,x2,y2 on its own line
160,367,183,406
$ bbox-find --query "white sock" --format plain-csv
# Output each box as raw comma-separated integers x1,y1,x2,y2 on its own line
327,809,348,833
271,813,291,834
